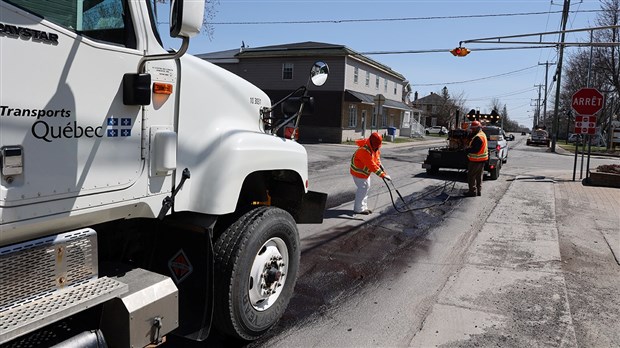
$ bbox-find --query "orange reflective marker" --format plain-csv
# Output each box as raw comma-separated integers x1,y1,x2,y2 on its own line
153,82,173,95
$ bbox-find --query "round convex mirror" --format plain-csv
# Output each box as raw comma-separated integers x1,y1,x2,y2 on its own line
310,61,329,86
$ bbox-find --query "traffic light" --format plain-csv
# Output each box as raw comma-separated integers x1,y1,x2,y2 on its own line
450,47,470,57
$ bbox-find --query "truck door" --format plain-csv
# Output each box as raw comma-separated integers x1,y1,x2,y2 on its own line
0,0,163,215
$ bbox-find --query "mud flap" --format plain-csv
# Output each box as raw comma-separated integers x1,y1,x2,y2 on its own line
295,190,327,223
152,218,215,341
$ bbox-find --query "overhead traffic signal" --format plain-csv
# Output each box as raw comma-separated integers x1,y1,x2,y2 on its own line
450,47,470,57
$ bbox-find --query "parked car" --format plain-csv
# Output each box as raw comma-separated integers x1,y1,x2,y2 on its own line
425,126,448,135
482,126,508,163
567,133,583,144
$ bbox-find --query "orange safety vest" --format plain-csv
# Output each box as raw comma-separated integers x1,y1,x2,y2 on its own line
467,131,489,162
350,139,386,179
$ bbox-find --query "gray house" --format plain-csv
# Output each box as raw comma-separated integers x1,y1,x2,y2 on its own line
198,42,412,143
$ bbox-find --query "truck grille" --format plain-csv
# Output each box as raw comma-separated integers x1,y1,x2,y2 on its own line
0,228,127,344
0,229,97,312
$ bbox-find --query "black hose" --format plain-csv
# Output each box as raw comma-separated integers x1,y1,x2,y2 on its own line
381,176,456,213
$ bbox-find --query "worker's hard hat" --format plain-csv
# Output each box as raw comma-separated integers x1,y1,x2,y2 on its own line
369,132,382,149
471,121,481,129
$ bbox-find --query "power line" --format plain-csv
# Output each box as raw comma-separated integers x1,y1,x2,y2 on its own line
467,88,537,102
208,9,602,25
415,65,539,87
359,45,557,56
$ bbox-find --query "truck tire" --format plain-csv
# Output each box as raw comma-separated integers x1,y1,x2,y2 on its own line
490,164,500,180
213,206,300,341
426,166,439,175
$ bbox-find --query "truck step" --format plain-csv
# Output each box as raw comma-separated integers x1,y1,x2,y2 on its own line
0,228,128,344
0,276,127,344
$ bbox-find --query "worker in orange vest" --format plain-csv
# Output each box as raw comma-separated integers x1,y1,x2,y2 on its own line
350,132,391,214
464,121,488,197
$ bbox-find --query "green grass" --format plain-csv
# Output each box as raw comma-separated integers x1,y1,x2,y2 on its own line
557,143,612,153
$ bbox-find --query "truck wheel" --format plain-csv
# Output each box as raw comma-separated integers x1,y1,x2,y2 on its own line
213,206,300,341
490,165,500,180
426,166,439,175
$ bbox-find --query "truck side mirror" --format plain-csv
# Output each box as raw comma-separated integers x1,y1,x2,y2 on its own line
282,97,314,117
310,61,329,86
123,73,151,105
170,0,205,38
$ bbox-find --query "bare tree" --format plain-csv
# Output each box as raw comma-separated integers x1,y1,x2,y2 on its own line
155,0,219,39
560,0,620,141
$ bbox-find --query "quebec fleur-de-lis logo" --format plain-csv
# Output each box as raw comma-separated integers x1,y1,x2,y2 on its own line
106,117,132,137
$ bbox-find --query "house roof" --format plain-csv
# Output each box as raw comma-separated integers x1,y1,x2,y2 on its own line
414,92,445,105
198,41,406,81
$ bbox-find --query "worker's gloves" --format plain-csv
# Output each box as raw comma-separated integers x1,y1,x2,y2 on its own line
384,175,392,181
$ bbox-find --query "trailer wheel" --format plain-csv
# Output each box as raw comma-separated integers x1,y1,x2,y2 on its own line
213,206,300,341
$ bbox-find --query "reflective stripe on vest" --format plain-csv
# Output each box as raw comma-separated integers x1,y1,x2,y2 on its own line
350,144,384,178
468,132,489,162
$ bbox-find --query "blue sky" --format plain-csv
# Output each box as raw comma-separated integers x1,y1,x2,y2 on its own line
158,0,604,127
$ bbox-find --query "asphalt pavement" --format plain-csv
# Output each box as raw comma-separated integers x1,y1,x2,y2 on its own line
384,135,620,347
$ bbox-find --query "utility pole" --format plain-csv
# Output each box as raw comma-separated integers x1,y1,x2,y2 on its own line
535,84,543,127
551,0,571,152
538,61,556,126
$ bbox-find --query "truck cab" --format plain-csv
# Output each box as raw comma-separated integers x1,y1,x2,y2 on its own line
0,0,327,346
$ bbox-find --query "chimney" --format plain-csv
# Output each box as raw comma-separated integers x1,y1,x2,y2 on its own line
414,91,418,101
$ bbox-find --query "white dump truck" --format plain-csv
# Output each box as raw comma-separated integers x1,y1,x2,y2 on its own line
0,0,327,346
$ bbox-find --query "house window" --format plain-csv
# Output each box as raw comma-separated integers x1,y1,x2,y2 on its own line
393,82,397,95
354,67,359,84
375,76,379,89
365,72,370,87
381,109,388,127
384,79,388,92
348,104,357,128
282,63,294,80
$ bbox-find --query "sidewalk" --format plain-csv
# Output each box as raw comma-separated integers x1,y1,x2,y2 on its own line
412,174,620,346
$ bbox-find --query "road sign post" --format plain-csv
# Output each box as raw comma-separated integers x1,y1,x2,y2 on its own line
571,88,604,181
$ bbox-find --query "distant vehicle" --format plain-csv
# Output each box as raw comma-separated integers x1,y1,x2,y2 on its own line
568,133,583,144
505,133,515,141
483,126,508,163
521,131,527,135
527,129,550,146
425,126,448,135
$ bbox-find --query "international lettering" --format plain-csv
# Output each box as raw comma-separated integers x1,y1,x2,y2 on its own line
0,22,58,45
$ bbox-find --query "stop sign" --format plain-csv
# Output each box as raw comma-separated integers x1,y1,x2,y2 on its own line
572,88,604,115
